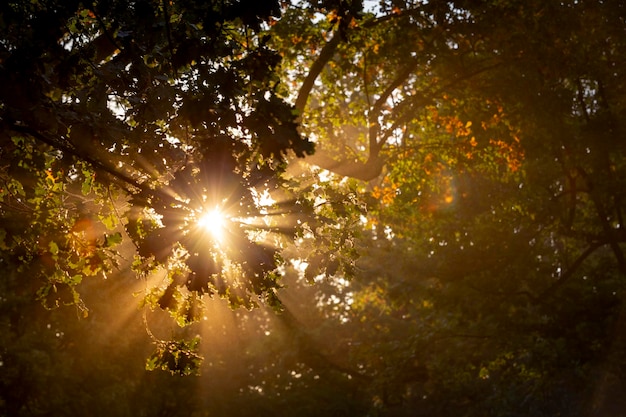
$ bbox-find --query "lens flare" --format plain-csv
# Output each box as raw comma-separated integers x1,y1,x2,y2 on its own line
197,207,227,240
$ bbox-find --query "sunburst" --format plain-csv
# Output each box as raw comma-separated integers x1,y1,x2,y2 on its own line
196,207,229,241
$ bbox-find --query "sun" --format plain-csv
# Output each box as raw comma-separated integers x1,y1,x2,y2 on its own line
197,207,228,240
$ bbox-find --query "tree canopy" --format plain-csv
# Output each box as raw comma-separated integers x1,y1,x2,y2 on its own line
2,0,626,416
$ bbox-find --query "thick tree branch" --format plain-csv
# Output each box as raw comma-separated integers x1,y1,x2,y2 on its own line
577,167,626,274
295,8,428,114
294,9,499,181
294,9,416,114
368,58,419,154
294,34,341,114
304,148,385,181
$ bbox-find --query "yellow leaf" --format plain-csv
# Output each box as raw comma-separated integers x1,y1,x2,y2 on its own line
45,169,56,182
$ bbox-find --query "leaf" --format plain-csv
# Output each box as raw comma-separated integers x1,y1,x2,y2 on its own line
146,338,204,376
48,241,59,255
70,274,83,285
104,232,123,248
81,176,92,195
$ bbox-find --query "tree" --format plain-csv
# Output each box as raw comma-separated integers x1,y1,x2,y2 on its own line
3,0,626,416
0,0,323,374
266,0,626,415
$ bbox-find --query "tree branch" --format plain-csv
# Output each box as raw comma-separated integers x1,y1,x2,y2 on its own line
9,123,180,207
368,58,419,155
378,60,503,145
536,240,606,302
295,7,428,114
294,34,341,114
304,148,385,181
276,303,373,381
576,166,626,274
294,10,498,181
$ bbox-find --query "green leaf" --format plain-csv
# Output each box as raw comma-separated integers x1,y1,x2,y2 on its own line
104,232,123,247
81,175,93,195
99,213,118,230
146,337,204,376
48,240,59,255
70,274,83,285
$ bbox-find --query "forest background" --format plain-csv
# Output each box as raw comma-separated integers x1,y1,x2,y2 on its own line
1,0,626,416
